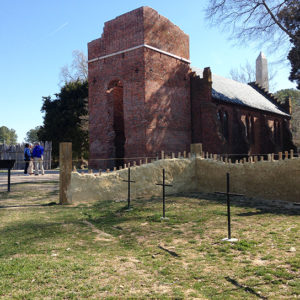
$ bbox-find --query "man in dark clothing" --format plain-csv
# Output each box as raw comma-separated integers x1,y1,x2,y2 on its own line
32,142,44,175
24,143,31,175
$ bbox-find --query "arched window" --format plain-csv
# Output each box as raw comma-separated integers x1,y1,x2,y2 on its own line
217,109,229,141
107,80,125,167
251,116,255,144
246,115,250,138
245,115,255,144
274,120,281,145
223,111,229,141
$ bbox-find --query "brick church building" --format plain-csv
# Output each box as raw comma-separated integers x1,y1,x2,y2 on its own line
88,7,295,169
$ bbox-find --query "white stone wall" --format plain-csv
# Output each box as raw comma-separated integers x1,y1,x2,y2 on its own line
67,158,196,203
67,156,300,204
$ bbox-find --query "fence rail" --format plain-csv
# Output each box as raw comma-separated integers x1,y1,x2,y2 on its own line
0,142,52,170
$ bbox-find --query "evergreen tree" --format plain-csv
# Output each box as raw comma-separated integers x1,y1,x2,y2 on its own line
38,80,88,160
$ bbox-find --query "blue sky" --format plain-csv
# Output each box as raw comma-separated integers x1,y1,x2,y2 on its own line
0,0,296,142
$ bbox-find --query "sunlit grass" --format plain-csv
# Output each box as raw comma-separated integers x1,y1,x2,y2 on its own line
0,182,299,299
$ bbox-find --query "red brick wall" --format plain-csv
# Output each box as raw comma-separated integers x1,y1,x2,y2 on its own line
143,7,191,157
143,7,189,59
88,7,293,169
191,71,289,156
88,7,191,168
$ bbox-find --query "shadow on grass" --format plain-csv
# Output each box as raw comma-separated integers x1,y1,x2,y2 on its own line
176,193,300,216
0,217,85,259
0,202,58,209
225,277,268,300
6,180,58,186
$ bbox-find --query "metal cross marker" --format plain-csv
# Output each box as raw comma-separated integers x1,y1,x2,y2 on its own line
215,172,243,242
122,167,135,209
156,168,173,219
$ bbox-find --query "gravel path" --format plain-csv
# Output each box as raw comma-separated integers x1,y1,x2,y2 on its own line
0,170,59,189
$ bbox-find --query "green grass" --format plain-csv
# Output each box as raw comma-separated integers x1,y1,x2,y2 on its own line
0,181,299,299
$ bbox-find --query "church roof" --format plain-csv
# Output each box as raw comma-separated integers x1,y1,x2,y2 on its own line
191,67,289,117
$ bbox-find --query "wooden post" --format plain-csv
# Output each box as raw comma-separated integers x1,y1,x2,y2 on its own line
59,142,72,205
290,149,294,159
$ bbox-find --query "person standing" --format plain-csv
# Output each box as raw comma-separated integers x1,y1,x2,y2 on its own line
27,144,34,175
24,143,31,175
32,142,44,176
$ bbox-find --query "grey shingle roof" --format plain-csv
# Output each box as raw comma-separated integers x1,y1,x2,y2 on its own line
191,66,289,117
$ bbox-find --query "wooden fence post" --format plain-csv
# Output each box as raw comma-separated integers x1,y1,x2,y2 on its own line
59,142,72,205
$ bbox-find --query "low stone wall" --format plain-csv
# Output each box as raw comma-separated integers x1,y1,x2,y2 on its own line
196,158,300,203
67,156,300,204
67,158,196,203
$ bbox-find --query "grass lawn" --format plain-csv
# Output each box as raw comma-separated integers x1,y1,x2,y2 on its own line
0,181,299,299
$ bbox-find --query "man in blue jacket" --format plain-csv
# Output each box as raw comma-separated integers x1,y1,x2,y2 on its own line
32,142,44,175
24,143,31,175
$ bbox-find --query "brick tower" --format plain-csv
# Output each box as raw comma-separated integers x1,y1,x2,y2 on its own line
88,7,191,169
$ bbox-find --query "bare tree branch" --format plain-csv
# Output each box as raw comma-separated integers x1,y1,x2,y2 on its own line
59,50,88,85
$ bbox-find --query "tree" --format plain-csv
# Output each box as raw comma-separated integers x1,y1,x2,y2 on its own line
275,88,300,106
25,126,41,143
38,80,88,160
0,126,18,145
205,0,300,87
275,88,300,146
278,0,300,89
59,50,88,84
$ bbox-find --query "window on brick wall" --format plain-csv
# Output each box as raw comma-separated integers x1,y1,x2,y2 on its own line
274,120,281,145
217,109,229,141
223,111,229,141
251,116,255,144
245,115,255,144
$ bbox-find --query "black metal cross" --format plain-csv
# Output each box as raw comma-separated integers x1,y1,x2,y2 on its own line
122,167,135,209
215,172,243,240
156,168,173,218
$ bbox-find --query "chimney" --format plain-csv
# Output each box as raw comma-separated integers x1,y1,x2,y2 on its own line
203,67,212,83
256,52,269,91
